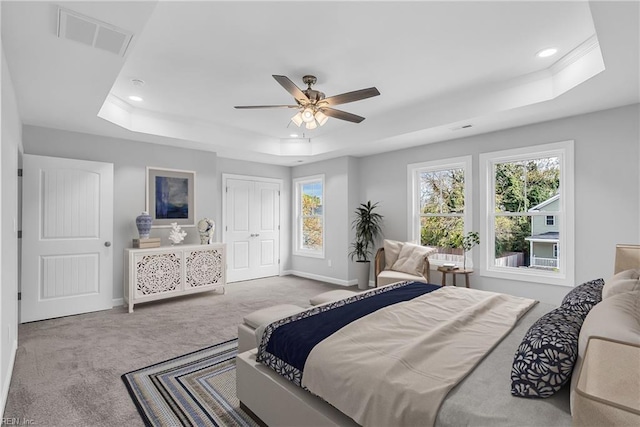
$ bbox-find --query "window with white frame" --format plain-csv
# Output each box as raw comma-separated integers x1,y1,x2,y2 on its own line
408,156,472,266
479,141,574,286
293,175,324,258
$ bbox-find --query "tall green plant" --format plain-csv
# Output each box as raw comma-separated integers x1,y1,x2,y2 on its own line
349,201,384,262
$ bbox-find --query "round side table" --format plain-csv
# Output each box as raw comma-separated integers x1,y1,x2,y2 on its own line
437,267,473,288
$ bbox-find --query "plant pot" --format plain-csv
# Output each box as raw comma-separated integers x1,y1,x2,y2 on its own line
356,261,370,290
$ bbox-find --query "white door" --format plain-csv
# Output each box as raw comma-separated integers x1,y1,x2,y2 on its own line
21,155,114,323
225,177,280,282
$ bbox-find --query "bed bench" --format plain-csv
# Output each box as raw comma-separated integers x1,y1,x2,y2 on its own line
309,289,358,305
238,304,304,353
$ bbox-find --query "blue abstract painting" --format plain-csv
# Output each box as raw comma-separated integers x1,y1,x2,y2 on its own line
155,176,189,219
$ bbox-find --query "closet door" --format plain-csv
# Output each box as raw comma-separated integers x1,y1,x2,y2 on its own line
225,177,280,282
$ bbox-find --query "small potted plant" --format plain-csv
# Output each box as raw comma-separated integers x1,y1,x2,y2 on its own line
461,231,480,270
349,201,384,289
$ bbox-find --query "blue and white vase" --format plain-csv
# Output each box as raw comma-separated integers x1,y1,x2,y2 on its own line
135,211,152,239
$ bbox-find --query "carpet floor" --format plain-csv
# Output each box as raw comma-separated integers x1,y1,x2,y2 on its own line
4,275,339,426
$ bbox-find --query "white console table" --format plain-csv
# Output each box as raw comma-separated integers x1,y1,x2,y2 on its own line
124,243,226,313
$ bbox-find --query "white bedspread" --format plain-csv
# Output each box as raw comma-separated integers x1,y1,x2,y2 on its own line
301,286,536,427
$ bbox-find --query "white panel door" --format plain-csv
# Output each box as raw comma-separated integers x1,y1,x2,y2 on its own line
21,155,114,323
225,178,280,282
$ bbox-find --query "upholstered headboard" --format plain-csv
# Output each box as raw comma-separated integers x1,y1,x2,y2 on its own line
614,244,640,274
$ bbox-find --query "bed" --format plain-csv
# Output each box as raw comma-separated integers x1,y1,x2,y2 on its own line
236,245,640,426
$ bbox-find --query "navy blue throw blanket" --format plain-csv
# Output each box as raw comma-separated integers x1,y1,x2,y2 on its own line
257,281,441,387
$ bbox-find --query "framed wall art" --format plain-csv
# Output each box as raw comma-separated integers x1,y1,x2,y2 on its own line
146,167,196,227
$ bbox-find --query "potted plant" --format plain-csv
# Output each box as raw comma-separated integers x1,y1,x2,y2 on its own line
349,201,384,289
461,231,480,270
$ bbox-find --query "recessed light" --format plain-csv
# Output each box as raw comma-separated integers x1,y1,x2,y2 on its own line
537,48,558,58
128,95,143,102
289,133,298,138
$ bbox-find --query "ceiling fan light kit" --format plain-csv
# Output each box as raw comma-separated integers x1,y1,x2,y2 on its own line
235,74,380,130
291,112,304,127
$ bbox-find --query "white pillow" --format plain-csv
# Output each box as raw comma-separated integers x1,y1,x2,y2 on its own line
569,290,640,413
391,243,436,276
383,239,404,270
603,268,640,299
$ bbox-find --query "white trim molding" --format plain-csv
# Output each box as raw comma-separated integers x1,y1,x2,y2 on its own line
282,270,357,287
292,174,325,259
479,140,575,287
407,155,473,266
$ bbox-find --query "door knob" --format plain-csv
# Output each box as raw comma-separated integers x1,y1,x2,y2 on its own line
104,241,111,247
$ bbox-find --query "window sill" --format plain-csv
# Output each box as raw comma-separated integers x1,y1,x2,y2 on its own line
480,266,574,287
293,250,325,259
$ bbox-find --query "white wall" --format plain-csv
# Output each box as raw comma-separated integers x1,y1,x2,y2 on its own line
216,157,292,271
291,157,354,285
359,104,640,304
22,126,219,302
1,43,21,415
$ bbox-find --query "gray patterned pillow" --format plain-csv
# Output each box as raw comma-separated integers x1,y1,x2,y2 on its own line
561,278,604,316
511,306,584,398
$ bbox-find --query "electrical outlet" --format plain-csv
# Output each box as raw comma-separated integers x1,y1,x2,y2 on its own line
328,259,332,267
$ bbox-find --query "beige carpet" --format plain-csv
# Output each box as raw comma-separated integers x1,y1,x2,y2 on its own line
4,275,340,426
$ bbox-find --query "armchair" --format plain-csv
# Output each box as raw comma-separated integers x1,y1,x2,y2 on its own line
374,241,436,287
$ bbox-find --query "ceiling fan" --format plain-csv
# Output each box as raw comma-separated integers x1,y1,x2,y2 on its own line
234,75,380,130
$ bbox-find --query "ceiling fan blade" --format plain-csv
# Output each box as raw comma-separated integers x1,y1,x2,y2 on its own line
272,75,309,104
234,105,299,109
320,87,380,106
321,107,365,123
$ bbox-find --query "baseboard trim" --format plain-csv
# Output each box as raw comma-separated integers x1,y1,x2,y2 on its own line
112,298,124,308
282,270,357,287
1,338,18,416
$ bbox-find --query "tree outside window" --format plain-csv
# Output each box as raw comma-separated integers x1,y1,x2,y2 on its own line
493,157,560,267
301,185,323,250
480,140,574,286
408,156,472,266
294,175,324,257
419,168,465,254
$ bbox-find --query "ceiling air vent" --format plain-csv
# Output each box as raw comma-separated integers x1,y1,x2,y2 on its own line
450,124,473,131
57,8,133,57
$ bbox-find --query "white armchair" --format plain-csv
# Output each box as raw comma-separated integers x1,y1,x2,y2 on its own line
374,240,437,287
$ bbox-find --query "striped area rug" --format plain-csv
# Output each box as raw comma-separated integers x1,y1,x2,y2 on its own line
122,339,258,427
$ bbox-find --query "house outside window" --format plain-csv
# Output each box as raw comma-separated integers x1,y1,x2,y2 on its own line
479,141,574,286
293,175,324,258
407,156,472,267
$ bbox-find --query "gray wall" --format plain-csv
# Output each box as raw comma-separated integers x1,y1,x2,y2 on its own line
291,157,354,285
346,157,361,279
1,46,21,412
22,126,219,301
216,157,292,270
359,104,640,304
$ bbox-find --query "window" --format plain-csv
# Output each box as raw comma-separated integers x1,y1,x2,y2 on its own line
293,175,324,258
408,156,472,266
479,141,574,286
